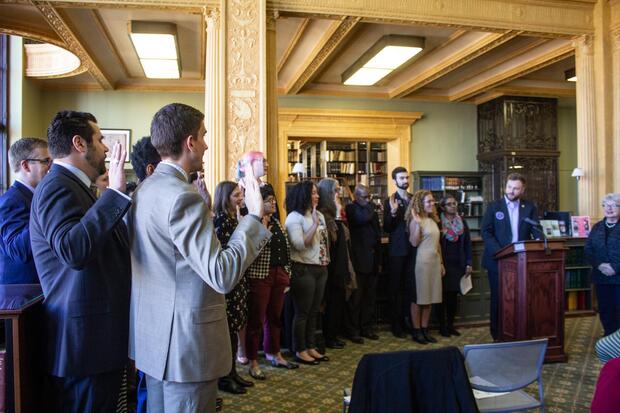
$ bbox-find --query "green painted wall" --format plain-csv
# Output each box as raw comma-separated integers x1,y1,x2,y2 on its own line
37,91,205,146
278,96,478,172
558,102,578,213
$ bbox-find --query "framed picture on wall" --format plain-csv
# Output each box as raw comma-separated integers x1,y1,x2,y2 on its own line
101,129,131,162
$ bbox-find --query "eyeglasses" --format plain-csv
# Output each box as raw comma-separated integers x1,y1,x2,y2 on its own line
602,203,620,209
26,158,51,166
445,202,458,206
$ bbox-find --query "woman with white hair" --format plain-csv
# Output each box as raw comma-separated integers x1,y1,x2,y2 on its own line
585,193,620,336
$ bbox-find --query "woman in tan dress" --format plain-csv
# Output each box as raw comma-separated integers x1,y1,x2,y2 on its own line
406,190,444,344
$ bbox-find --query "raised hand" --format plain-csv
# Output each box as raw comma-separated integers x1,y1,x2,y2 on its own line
389,194,398,213
107,142,126,193
241,160,264,217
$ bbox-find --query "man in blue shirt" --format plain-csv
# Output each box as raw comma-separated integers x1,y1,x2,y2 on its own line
0,137,50,284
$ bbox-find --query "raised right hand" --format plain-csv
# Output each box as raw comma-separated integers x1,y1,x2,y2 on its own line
389,194,398,213
107,142,126,193
241,162,264,217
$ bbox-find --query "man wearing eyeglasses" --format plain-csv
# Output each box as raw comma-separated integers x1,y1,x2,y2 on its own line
0,137,50,284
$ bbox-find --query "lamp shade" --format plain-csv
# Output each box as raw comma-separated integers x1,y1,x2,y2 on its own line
292,162,305,174
571,167,584,178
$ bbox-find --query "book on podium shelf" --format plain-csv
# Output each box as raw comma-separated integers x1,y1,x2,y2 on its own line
571,216,591,238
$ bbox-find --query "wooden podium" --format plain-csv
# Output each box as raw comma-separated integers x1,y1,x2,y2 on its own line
495,239,567,362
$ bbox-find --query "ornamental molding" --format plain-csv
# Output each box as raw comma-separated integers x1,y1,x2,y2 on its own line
32,1,114,89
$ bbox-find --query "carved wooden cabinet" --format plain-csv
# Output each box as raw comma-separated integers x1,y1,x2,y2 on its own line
477,96,559,213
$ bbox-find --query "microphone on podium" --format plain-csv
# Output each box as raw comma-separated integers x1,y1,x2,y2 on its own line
524,217,541,227
523,217,550,255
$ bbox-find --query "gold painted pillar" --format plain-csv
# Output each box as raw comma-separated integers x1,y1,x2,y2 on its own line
204,8,226,191
224,0,268,180
574,35,599,218
266,11,279,189
613,28,620,194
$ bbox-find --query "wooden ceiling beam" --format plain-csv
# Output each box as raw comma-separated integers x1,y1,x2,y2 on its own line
284,15,360,95
32,1,114,90
449,39,574,102
389,30,520,99
277,18,310,75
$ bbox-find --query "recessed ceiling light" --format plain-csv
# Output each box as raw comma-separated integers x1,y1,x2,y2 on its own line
129,21,181,79
342,35,424,86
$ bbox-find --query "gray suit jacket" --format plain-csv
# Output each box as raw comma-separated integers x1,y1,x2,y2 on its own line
128,163,271,382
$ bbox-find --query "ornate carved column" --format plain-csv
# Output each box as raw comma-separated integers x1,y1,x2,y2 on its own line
613,28,620,193
204,8,226,191
224,0,267,179
574,35,599,217
266,11,279,188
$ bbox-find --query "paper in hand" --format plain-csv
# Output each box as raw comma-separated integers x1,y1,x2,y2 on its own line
460,274,473,295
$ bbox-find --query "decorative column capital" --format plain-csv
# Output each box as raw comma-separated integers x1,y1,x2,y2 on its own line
267,9,279,31
573,35,594,56
205,7,221,28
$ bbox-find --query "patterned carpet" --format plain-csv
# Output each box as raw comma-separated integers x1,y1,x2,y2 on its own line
221,316,603,413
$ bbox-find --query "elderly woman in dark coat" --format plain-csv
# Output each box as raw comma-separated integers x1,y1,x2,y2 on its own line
585,193,620,336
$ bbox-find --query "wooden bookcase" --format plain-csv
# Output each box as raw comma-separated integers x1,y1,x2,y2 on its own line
563,237,596,316
412,171,485,239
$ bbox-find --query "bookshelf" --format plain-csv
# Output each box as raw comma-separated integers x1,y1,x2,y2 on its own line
564,238,596,316
412,171,485,239
287,139,388,205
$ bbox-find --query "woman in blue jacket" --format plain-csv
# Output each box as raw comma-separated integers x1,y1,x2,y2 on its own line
585,193,620,336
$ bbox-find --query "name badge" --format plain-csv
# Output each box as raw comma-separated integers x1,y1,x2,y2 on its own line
495,211,505,220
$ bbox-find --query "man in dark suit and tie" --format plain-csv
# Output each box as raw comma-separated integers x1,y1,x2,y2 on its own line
481,172,539,340
0,137,50,284
30,111,131,412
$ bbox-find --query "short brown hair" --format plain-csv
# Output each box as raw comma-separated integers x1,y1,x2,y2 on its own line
150,103,204,158
506,173,526,185
9,137,48,172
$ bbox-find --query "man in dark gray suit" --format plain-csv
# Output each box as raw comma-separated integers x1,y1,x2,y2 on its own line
481,172,538,340
128,103,270,413
30,111,130,412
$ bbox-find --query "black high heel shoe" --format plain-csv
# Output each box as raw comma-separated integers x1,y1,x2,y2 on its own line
411,328,428,345
294,355,319,365
422,328,437,343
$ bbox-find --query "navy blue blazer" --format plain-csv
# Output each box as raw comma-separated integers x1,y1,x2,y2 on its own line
346,201,381,272
481,197,538,272
585,220,620,285
383,192,413,257
30,164,131,377
0,181,39,284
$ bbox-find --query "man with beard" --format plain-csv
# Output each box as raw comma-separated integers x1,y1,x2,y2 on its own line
30,111,131,412
481,172,538,340
383,166,413,338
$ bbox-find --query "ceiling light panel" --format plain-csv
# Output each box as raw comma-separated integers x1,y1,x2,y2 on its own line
129,21,181,79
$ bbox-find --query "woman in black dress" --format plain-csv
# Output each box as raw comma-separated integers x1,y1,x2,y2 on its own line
213,181,254,394
437,195,472,337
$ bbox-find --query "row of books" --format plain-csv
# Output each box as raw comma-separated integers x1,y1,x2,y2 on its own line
540,212,591,238
566,291,590,311
370,162,387,174
326,150,355,161
326,162,355,174
565,270,591,289
566,248,587,266
369,152,386,162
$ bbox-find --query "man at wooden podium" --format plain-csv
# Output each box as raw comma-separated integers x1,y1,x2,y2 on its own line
481,173,539,340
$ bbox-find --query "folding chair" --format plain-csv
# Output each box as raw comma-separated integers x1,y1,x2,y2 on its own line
463,338,548,412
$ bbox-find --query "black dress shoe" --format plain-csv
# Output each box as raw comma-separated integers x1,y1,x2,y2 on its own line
232,372,254,387
348,336,364,344
218,377,247,394
411,328,428,345
325,339,345,349
294,356,319,365
439,328,451,338
448,326,461,336
361,332,379,340
422,328,437,343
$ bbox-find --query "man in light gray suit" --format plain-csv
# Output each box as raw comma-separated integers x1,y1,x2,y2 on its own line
128,103,271,413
